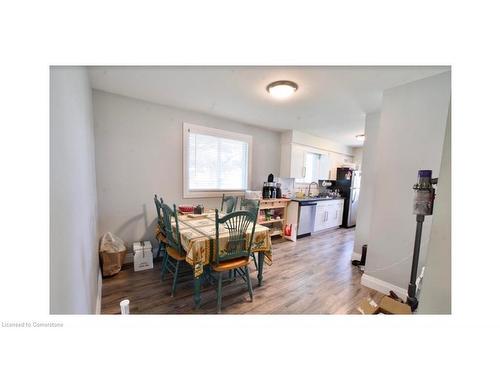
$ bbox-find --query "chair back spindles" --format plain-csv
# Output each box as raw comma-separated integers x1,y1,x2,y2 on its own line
154,194,164,229
215,209,257,265
240,198,260,218
221,194,238,213
161,203,184,255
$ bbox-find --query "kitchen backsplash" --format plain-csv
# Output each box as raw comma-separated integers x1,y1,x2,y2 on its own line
294,183,320,196
277,177,320,198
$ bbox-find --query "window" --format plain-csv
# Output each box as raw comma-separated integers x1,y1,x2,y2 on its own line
183,123,252,198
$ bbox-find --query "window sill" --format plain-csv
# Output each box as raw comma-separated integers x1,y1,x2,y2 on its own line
183,190,246,199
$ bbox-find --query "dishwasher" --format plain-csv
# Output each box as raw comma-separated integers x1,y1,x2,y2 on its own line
297,201,317,238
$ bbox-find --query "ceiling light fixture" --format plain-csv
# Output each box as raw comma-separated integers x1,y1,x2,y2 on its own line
266,80,298,99
356,134,365,142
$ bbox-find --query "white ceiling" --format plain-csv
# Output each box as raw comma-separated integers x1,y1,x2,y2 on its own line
89,66,450,147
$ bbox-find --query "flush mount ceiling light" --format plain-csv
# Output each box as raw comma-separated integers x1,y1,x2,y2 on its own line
356,134,365,142
266,80,298,99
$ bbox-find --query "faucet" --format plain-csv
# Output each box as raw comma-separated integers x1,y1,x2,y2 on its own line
307,181,319,197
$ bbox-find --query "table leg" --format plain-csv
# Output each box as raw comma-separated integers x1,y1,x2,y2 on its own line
257,252,265,286
194,276,201,309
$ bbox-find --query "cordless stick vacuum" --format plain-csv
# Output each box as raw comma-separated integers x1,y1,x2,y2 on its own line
406,170,438,312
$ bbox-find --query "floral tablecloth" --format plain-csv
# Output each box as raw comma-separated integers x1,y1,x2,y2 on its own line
171,211,272,276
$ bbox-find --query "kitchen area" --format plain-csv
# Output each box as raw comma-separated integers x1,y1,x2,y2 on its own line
256,130,362,243
282,168,360,242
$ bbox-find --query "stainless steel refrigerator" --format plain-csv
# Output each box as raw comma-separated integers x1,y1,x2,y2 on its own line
335,167,361,228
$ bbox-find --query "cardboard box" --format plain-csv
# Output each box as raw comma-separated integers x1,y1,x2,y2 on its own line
357,296,412,315
132,241,153,272
379,296,412,314
357,297,380,314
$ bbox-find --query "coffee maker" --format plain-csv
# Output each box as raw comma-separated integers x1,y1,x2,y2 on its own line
262,173,281,199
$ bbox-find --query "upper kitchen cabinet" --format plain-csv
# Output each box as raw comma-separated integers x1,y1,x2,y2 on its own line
291,143,306,179
281,143,305,179
281,143,331,182
280,130,354,181
329,152,355,177
319,153,331,179
300,150,331,182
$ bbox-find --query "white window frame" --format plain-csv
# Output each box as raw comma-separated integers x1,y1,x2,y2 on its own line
183,122,253,198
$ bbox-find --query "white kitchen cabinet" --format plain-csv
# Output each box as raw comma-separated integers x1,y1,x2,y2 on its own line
333,199,344,227
329,152,354,179
327,199,344,227
281,141,353,181
313,199,344,232
324,205,336,229
280,143,306,179
290,144,306,179
314,204,327,232
318,154,331,180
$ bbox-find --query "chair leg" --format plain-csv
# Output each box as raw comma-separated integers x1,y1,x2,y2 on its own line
244,266,253,301
217,272,223,313
155,241,162,260
171,260,180,297
251,253,258,270
161,253,169,281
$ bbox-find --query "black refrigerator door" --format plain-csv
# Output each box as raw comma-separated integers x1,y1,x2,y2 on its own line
336,168,353,195
336,167,353,182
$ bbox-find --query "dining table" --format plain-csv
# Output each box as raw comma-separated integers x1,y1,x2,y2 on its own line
169,209,273,309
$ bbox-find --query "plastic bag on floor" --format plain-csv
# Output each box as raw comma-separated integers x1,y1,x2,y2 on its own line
99,232,127,276
100,232,126,253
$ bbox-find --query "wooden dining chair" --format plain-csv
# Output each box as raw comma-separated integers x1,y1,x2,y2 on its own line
212,209,257,313
154,194,167,259
221,194,238,213
239,198,260,269
240,198,260,217
160,202,188,297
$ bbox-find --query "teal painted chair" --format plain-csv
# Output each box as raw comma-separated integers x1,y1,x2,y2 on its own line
239,198,260,217
160,203,188,297
154,194,167,259
239,198,260,270
211,209,257,313
221,194,238,213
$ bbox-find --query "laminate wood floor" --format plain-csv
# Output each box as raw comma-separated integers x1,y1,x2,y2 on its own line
101,227,383,314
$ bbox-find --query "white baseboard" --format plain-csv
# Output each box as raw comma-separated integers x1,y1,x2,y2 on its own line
95,268,102,314
352,252,362,261
361,273,408,299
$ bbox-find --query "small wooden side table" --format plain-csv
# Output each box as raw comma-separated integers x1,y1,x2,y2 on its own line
258,198,291,239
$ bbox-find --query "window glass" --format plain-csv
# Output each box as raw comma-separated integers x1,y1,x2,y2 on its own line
187,128,249,192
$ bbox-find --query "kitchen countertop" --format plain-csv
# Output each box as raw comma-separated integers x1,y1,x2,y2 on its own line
292,196,344,203
258,198,291,202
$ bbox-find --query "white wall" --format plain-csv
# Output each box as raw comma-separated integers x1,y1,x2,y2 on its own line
418,105,451,314
352,147,363,170
361,71,451,293
281,130,353,156
50,67,99,314
352,113,380,259
92,90,282,248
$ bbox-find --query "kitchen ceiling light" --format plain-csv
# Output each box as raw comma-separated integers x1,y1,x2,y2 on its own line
356,134,365,142
266,80,298,99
